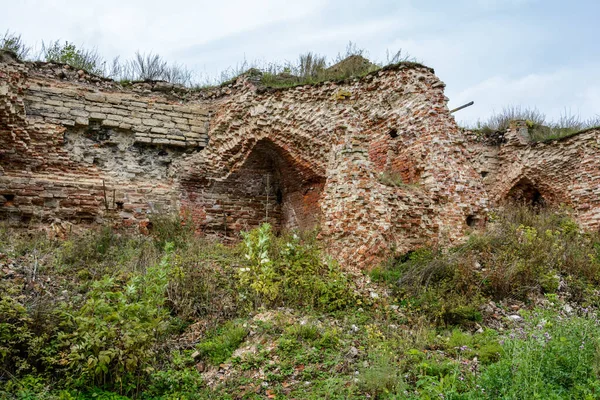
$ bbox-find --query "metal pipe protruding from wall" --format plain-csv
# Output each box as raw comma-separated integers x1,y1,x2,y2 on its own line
450,101,474,114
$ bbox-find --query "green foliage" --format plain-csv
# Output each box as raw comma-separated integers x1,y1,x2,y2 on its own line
166,238,241,323
238,223,356,311
358,349,404,397
1,30,31,59
196,321,248,365
4,31,424,90
214,41,418,89
382,206,600,326
5,208,600,398
0,293,57,376
148,212,195,250
42,40,106,75
143,351,204,399
476,105,546,132
285,322,321,343
471,309,600,399
471,105,600,143
239,223,280,304
59,243,175,394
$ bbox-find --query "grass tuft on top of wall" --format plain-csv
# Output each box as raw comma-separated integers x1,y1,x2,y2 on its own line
468,105,600,143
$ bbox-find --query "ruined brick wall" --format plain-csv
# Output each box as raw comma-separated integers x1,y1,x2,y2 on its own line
465,122,600,230
178,65,489,267
0,52,210,224
0,51,491,268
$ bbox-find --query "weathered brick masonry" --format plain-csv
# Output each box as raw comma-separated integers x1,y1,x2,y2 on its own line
2,50,598,268
465,121,600,230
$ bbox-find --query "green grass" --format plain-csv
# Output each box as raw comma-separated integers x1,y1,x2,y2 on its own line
4,31,424,90
196,321,249,365
468,106,600,143
3,206,600,398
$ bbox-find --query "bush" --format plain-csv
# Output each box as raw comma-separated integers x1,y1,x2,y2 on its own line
238,223,356,311
0,291,58,376
42,40,106,75
378,205,600,324
59,243,175,394
166,238,241,323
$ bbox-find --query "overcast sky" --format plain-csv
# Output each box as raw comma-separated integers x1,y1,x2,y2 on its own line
2,0,598,125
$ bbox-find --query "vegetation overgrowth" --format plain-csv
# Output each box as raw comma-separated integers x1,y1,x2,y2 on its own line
0,31,416,89
469,105,600,143
2,205,600,398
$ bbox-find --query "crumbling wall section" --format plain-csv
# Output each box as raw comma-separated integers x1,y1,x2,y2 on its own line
1,53,491,268
180,66,489,267
464,122,600,230
0,55,210,225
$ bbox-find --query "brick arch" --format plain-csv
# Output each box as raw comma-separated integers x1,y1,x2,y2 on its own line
505,176,545,206
498,174,565,207
180,137,326,236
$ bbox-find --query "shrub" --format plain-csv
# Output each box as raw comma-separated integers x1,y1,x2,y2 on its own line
148,212,195,250
59,243,175,394
166,238,241,323
55,226,159,281
42,40,106,75
0,291,57,376
238,223,356,311
382,205,600,323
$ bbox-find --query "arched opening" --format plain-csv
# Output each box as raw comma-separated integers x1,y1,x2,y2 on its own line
191,139,325,236
506,177,545,207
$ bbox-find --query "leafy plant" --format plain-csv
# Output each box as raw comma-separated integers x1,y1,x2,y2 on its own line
59,243,175,394
472,309,600,399
42,40,106,75
0,30,31,59
238,224,356,311
196,321,248,365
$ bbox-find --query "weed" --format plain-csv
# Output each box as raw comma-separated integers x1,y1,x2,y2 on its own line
59,243,175,394
0,31,31,59
358,349,404,397
196,321,249,365
471,106,600,143
42,40,106,75
472,308,600,399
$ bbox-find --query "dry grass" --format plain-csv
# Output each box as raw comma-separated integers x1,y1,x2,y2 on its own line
472,106,600,143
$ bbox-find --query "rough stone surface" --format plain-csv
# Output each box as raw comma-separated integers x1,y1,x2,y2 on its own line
464,121,600,231
2,52,598,269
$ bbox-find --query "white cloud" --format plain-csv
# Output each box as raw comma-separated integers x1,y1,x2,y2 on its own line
2,0,324,60
451,66,600,125
2,0,597,126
